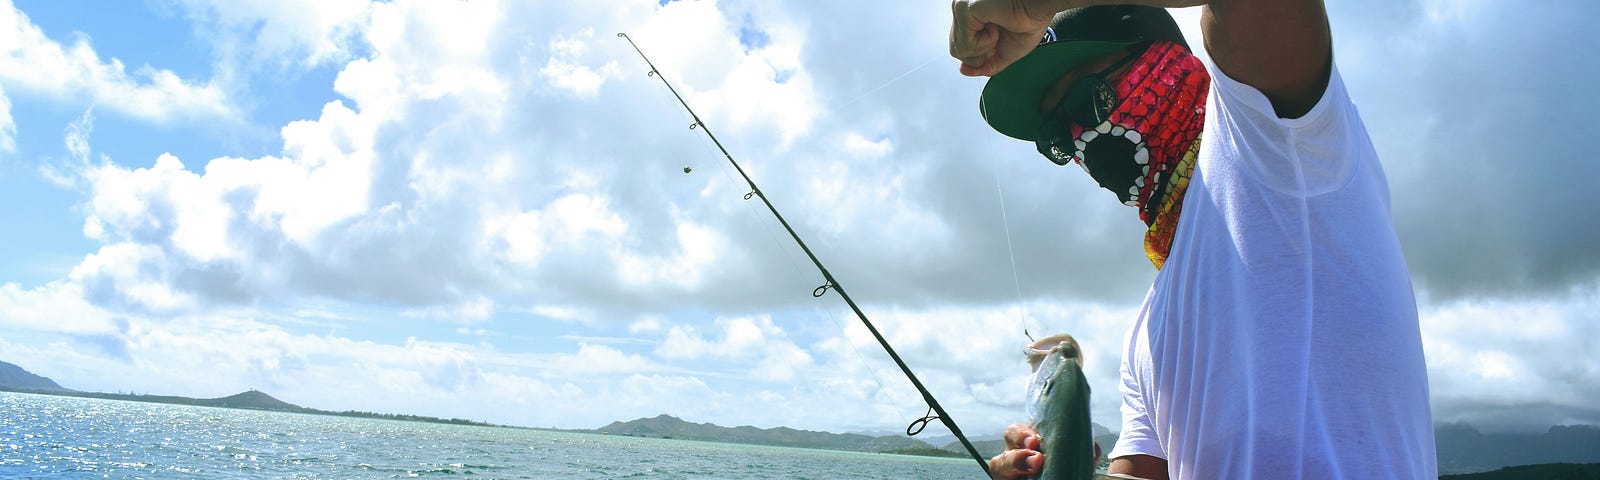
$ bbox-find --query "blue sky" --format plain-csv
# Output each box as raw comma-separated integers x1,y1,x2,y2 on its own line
1,0,1597,438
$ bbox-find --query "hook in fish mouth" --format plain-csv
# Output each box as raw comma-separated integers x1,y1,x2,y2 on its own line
1025,333,1082,372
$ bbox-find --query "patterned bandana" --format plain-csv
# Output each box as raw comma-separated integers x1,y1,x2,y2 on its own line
1143,137,1199,269
1042,41,1208,269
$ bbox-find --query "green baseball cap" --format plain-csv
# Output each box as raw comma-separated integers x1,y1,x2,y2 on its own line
979,5,1189,141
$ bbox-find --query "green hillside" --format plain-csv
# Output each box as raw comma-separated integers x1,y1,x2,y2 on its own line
0,360,70,392
596,414,933,453
1440,463,1600,480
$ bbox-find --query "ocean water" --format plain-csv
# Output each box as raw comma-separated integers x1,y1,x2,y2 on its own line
0,392,978,479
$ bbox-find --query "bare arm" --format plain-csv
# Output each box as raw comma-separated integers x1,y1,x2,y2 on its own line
951,0,1331,117
1199,0,1331,117
1109,454,1170,480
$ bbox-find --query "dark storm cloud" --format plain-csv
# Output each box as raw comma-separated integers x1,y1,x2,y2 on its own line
1332,0,1600,300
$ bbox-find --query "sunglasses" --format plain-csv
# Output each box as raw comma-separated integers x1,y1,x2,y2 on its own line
1036,42,1151,166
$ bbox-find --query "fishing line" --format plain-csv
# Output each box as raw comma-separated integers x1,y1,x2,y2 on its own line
787,49,938,424
641,73,708,177
652,76,902,425
716,143,914,425
986,133,1035,341
619,33,990,477
822,303,914,422
826,51,1035,343
827,55,941,113
648,43,920,437
818,53,950,422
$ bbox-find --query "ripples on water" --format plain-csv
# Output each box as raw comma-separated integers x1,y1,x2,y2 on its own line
0,392,975,479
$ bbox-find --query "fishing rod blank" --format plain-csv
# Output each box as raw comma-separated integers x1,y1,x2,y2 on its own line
618,32,990,477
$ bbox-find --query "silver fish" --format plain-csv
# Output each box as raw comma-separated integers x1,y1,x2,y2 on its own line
1025,335,1148,480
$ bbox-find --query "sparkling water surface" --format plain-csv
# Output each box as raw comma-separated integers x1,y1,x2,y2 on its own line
0,392,977,479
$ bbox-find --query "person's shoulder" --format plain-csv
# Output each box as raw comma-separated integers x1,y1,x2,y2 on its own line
1202,0,1332,118
1206,59,1352,131
1203,60,1370,196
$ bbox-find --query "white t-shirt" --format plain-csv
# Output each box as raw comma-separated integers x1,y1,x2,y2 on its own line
1107,62,1437,479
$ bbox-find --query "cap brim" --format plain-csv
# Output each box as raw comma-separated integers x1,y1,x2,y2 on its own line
980,40,1137,141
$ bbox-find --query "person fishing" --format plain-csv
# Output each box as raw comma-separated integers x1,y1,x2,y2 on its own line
950,1,1436,479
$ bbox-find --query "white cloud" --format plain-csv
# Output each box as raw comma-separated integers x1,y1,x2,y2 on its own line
615,219,725,290
481,192,634,278
841,132,891,159
629,0,819,146
165,0,373,70
539,28,622,98
1419,285,1600,429
403,296,494,323
2,0,1139,434
46,0,849,320
659,317,765,357
628,316,664,334
532,305,590,323
63,108,91,163
69,242,197,314
0,281,123,337
0,1,233,122
394,337,486,392
548,343,655,377
1469,351,1515,380
654,315,813,381
66,94,382,311
43,1,485,314
540,57,609,98
0,305,726,428
0,83,13,153
814,301,1142,430
40,108,97,188
482,209,547,266
357,0,507,105
265,101,378,241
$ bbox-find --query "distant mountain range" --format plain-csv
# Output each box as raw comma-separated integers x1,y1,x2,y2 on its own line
47,388,315,412
0,360,494,428
5,359,1598,475
590,413,1600,475
0,360,71,392
928,422,1118,460
1435,422,1600,474
596,414,947,455
1439,463,1600,479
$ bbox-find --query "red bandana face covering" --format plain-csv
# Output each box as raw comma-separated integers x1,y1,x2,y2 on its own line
1037,41,1209,268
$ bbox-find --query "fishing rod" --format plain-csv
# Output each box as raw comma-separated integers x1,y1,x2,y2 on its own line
618,33,990,477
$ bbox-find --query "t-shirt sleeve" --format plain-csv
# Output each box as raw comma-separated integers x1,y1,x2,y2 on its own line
1109,326,1163,461
1206,59,1363,197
